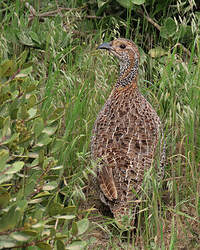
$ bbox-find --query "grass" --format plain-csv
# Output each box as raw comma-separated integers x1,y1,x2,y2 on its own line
0,0,200,249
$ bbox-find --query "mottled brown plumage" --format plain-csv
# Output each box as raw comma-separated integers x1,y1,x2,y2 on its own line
91,38,165,228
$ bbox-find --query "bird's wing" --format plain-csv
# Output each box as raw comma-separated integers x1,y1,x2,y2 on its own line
98,166,118,201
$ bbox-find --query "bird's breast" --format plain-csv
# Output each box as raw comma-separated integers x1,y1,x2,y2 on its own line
92,88,160,163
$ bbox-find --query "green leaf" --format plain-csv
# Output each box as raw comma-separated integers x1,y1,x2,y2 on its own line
0,60,15,77
61,206,76,215
17,105,29,120
71,221,78,236
0,187,10,209
17,199,28,210
16,66,33,78
33,118,44,137
0,149,9,171
29,198,46,204
0,201,27,232
24,180,36,197
36,242,52,250
96,0,111,16
46,197,63,216
26,246,39,250
31,222,45,229
25,82,38,93
51,139,64,153
0,117,4,129
43,123,58,135
148,47,168,58
32,191,51,199
53,215,76,220
0,174,13,185
28,108,37,118
116,0,145,9
0,235,17,249
36,133,52,147
43,181,58,191
27,94,37,108
17,50,29,68
160,17,177,38
11,90,19,100
2,116,11,138
17,32,35,46
132,0,145,4
11,232,31,242
1,133,19,146
56,240,65,250
76,219,89,235
22,230,38,236
6,161,24,174
48,107,64,122
29,31,41,45
51,165,63,170
66,240,87,250
175,24,193,43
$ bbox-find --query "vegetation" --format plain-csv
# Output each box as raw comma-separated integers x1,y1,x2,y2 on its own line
0,0,199,249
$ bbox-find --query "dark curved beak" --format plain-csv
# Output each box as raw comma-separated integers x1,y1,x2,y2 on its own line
97,42,111,50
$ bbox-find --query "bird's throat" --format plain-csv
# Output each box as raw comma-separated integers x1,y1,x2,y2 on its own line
116,57,139,88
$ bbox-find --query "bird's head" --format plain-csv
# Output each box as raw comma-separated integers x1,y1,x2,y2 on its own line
97,38,139,64
97,38,140,86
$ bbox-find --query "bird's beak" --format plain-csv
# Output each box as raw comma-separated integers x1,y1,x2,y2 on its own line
97,42,112,50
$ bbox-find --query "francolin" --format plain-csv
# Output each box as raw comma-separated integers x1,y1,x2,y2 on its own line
91,38,165,228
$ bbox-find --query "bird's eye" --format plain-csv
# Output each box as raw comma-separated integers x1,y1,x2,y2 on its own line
120,44,126,49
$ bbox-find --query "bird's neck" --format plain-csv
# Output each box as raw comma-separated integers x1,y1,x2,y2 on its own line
115,57,139,88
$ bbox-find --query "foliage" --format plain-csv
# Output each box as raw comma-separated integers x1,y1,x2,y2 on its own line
0,0,199,249
0,41,91,249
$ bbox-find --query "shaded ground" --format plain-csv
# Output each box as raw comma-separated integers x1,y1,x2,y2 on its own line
80,177,200,249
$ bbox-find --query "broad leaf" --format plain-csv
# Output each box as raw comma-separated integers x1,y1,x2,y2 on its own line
71,221,78,236
116,0,145,9
0,187,10,209
36,242,52,250
149,47,168,58
0,149,9,171
160,17,177,38
36,133,52,147
0,60,15,77
77,219,89,235
56,240,65,250
33,118,44,137
0,236,17,249
0,200,27,232
6,161,24,174
11,232,31,242
66,240,87,250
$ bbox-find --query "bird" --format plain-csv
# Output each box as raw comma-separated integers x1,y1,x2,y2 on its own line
91,38,165,228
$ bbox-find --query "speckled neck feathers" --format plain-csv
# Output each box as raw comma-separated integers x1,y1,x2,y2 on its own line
116,53,139,88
